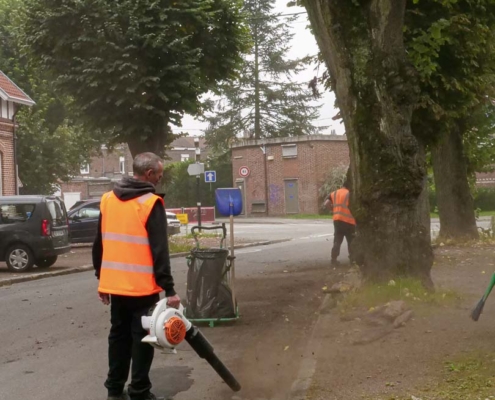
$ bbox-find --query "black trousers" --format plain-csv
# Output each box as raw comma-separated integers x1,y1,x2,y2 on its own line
105,293,159,399
331,220,356,261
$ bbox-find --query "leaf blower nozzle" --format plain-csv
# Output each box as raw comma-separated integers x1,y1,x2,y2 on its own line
141,299,241,392
185,326,241,392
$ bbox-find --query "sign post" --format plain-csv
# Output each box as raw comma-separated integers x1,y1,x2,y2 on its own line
187,160,205,230
215,188,243,319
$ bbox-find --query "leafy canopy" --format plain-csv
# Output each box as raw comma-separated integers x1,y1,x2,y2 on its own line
23,0,250,154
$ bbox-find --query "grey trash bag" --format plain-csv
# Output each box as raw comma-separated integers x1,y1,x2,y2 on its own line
186,248,236,319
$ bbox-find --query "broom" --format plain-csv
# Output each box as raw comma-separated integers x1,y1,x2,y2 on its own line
471,273,495,321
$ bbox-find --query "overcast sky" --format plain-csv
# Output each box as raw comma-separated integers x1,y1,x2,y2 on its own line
173,0,344,137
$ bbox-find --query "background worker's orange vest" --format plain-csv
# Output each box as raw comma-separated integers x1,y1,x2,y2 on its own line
330,188,356,225
98,191,164,296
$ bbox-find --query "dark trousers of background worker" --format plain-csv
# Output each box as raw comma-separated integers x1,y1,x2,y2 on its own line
105,293,159,399
331,220,356,263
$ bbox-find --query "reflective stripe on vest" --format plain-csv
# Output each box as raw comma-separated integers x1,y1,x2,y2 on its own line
98,191,164,297
330,189,356,225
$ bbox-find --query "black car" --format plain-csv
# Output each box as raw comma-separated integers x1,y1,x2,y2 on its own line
68,199,101,243
68,198,181,244
0,195,71,272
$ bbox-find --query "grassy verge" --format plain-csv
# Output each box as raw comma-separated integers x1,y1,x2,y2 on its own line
369,353,495,400
338,278,460,313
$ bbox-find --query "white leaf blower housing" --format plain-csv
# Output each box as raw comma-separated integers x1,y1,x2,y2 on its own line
141,299,192,352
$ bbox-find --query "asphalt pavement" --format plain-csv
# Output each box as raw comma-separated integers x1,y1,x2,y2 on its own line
0,230,341,400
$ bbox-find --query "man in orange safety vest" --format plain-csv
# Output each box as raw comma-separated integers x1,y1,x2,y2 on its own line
93,152,180,400
324,181,356,266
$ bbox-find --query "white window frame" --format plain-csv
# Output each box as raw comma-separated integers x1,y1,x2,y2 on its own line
181,154,190,162
282,144,297,158
80,163,90,175
119,156,125,174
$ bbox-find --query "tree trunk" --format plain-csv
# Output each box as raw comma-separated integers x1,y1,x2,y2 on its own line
127,119,171,158
432,126,478,240
304,0,433,284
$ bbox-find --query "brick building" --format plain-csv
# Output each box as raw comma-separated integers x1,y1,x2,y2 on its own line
231,135,349,216
476,171,495,187
0,71,35,195
59,136,208,209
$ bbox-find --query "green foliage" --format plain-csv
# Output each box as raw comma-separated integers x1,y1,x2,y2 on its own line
161,155,233,209
0,0,103,194
406,0,495,167
429,187,495,212
317,164,348,214
23,0,250,155
204,0,321,152
473,187,495,211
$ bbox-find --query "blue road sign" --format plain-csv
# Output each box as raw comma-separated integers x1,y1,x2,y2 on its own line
205,171,216,183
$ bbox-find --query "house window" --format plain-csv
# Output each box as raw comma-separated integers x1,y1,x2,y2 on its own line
119,156,125,174
80,163,90,175
282,144,297,158
181,154,190,162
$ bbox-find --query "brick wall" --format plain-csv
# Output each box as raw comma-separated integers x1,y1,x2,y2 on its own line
0,118,16,195
232,136,350,216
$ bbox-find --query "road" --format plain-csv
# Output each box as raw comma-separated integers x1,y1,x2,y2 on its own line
0,228,341,400
0,217,492,400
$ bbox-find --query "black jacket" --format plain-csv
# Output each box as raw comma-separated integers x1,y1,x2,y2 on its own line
92,177,176,297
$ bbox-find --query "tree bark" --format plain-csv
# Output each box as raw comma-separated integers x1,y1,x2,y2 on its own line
304,0,433,284
432,126,478,240
127,119,171,158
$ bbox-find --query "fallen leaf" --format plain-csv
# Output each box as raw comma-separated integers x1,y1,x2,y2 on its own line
322,286,328,291
284,346,289,351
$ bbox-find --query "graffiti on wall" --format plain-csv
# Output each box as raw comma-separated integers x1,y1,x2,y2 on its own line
269,184,283,205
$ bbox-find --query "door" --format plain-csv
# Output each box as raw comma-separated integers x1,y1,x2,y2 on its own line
235,180,246,216
284,179,299,214
69,203,100,242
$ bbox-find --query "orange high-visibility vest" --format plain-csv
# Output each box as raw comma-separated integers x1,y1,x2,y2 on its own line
98,191,164,296
330,188,356,226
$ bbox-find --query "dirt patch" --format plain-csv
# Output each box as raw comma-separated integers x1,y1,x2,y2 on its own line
305,244,495,400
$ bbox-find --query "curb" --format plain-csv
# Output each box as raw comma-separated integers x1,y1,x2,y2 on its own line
0,265,94,288
0,239,291,288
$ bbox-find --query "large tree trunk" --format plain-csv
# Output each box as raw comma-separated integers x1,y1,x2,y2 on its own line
304,0,433,284
127,119,171,158
432,126,478,240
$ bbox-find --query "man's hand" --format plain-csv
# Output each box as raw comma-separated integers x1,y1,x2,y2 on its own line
98,291,110,305
166,294,181,309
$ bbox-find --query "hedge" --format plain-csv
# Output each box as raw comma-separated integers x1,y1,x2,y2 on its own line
429,187,495,212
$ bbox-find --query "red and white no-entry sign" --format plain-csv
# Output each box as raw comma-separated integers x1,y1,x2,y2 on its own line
239,166,250,178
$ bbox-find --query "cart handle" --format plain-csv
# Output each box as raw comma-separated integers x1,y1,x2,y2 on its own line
191,223,227,249
191,224,227,238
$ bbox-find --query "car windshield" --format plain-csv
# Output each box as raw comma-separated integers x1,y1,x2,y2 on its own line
47,199,67,227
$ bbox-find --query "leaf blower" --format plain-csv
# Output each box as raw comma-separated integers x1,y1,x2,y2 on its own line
141,298,241,392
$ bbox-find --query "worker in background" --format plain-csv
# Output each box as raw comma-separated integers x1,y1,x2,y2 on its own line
324,180,356,266
93,152,181,400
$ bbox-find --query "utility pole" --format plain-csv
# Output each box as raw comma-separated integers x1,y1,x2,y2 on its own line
194,137,202,230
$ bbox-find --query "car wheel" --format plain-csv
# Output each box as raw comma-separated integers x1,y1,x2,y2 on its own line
36,256,58,269
6,244,35,272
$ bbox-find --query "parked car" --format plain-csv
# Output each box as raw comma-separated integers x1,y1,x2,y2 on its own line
0,195,71,272
68,198,181,243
